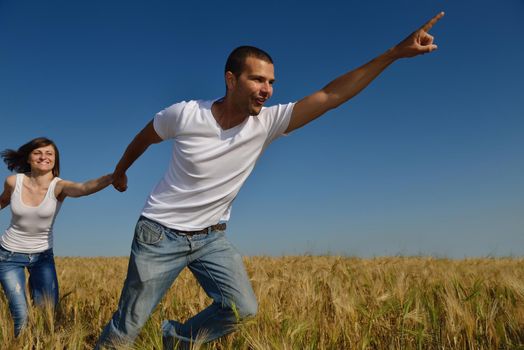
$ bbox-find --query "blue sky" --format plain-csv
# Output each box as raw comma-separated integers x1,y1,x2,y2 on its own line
1,0,523,257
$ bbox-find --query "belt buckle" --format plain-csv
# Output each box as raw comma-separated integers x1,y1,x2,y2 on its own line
184,223,224,236
190,227,209,236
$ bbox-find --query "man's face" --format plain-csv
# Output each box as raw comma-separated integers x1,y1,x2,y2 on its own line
228,56,275,116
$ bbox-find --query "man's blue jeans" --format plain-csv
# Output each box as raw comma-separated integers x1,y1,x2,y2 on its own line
96,216,258,348
0,245,59,336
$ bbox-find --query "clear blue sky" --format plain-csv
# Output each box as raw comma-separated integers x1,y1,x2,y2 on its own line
1,0,523,257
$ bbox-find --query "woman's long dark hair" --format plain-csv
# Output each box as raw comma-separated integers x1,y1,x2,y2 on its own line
1,137,60,177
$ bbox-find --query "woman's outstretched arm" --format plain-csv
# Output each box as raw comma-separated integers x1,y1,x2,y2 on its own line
55,174,113,201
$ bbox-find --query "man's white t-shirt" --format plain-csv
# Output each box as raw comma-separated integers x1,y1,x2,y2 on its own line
141,99,295,231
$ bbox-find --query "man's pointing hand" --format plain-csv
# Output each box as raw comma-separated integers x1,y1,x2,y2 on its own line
392,12,445,58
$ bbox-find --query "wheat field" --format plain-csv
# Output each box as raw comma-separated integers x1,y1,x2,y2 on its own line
0,256,523,349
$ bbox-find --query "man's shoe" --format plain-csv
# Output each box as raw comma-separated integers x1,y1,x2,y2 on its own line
162,320,190,350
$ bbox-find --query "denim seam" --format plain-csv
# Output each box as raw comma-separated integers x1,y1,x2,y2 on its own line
194,258,226,308
180,258,230,341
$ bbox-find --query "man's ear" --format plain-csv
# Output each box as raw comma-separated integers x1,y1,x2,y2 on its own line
225,71,236,91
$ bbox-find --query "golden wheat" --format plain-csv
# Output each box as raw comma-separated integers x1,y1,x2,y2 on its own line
0,256,523,349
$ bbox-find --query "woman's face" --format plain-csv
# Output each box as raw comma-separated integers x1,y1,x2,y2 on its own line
28,144,56,174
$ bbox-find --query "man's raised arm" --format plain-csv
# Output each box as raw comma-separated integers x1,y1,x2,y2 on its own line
286,12,444,133
112,120,163,192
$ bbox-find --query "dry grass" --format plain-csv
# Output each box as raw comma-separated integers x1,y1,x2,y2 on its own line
1,256,523,349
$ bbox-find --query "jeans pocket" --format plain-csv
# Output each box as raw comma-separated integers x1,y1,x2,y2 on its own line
0,246,10,262
40,250,54,261
135,218,164,245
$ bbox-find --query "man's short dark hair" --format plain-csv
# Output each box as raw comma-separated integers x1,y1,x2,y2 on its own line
225,46,273,77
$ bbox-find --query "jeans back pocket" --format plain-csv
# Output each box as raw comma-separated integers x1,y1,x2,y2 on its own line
135,218,164,245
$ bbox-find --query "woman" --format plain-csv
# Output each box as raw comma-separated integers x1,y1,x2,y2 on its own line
0,137,112,336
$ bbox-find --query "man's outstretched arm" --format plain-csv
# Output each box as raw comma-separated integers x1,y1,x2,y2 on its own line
112,120,163,192
286,12,444,133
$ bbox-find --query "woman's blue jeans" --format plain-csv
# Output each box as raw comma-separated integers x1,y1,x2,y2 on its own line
0,245,59,336
96,216,258,349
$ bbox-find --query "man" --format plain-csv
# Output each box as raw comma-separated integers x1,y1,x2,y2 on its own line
97,12,444,349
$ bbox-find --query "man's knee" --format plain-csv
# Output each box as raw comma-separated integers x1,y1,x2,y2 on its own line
231,294,258,320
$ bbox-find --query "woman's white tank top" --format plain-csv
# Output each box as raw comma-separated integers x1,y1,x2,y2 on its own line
1,174,62,253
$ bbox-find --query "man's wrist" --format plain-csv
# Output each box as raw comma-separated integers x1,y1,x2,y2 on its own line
113,167,126,178
382,47,400,63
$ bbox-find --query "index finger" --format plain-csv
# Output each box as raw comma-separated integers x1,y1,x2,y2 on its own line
420,11,445,32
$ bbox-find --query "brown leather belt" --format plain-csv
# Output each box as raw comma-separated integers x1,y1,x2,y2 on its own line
175,223,226,236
